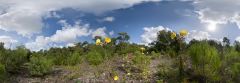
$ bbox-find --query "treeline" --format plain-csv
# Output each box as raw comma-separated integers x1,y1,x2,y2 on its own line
0,30,239,83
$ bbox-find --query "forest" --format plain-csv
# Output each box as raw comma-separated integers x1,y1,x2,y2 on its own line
0,30,239,83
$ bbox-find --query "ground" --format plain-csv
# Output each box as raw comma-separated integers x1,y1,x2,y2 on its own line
9,55,163,83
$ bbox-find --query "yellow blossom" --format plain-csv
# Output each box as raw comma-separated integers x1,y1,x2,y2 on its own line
113,75,119,81
127,73,131,76
171,32,176,39
105,37,111,44
179,29,188,37
141,47,145,54
96,39,102,45
140,47,145,51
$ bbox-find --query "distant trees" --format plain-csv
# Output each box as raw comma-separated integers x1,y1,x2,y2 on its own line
223,37,230,47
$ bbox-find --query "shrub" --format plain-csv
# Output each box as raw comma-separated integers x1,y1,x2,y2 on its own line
132,51,150,68
116,43,139,55
230,62,240,81
86,50,104,65
188,42,221,82
157,55,178,82
132,51,151,79
0,63,7,81
65,52,83,65
28,55,53,76
3,46,28,73
223,49,240,82
150,51,161,59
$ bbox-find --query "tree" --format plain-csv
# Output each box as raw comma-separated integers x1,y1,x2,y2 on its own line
223,37,230,47
117,32,130,43
234,41,240,52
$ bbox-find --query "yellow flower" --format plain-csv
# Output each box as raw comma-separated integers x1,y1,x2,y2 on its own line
113,75,119,81
140,47,145,51
96,39,102,45
171,32,176,39
105,37,111,43
179,29,188,37
141,47,145,54
127,73,131,76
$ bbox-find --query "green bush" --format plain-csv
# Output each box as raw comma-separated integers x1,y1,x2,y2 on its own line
188,42,221,81
86,50,104,65
132,51,150,66
150,51,161,59
65,52,83,65
3,47,28,73
116,43,139,55
223,49,240,82
0,63,7,81
157,55,178,82
230,62,240,81
28,55,53,76
132,51,151,79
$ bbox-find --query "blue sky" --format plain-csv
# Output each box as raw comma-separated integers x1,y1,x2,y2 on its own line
0,0,240,51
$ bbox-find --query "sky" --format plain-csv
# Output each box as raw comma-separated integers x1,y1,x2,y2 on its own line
0,0,240,51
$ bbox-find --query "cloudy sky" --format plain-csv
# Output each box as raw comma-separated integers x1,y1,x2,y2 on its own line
0,0,240,51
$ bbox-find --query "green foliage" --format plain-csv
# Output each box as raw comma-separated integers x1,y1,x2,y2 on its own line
132,51,151,79
117,32,130,43
234,41,240,52
86,50,104,65
46,46,84,65
222,48,240,82
116,43,140,55
3,46,29,73
157,55,178,82
65,52,83,66
28,55,53,76
132,51,150,67
150,51,161,59
0,63,7,81
188,41,221,81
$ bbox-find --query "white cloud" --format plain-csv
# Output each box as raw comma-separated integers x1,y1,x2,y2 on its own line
25,21,92,51
0,0,161,36
141,26,171,45
235,36,240,42
66,43,76,47
103,16,115,22
186,30,211,41
25,20,112,51
91,27,108,38
51,22,91,42
0,36,18,48
194,0,240,29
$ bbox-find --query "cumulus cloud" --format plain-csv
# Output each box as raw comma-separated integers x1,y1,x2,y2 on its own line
194,0,240,29
51,23,91,42
0,0,161,36
0,36,18,48
25,20,111,51
25,21,91,51
91,27,108,38
186,30,211,41
141,26,171,45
